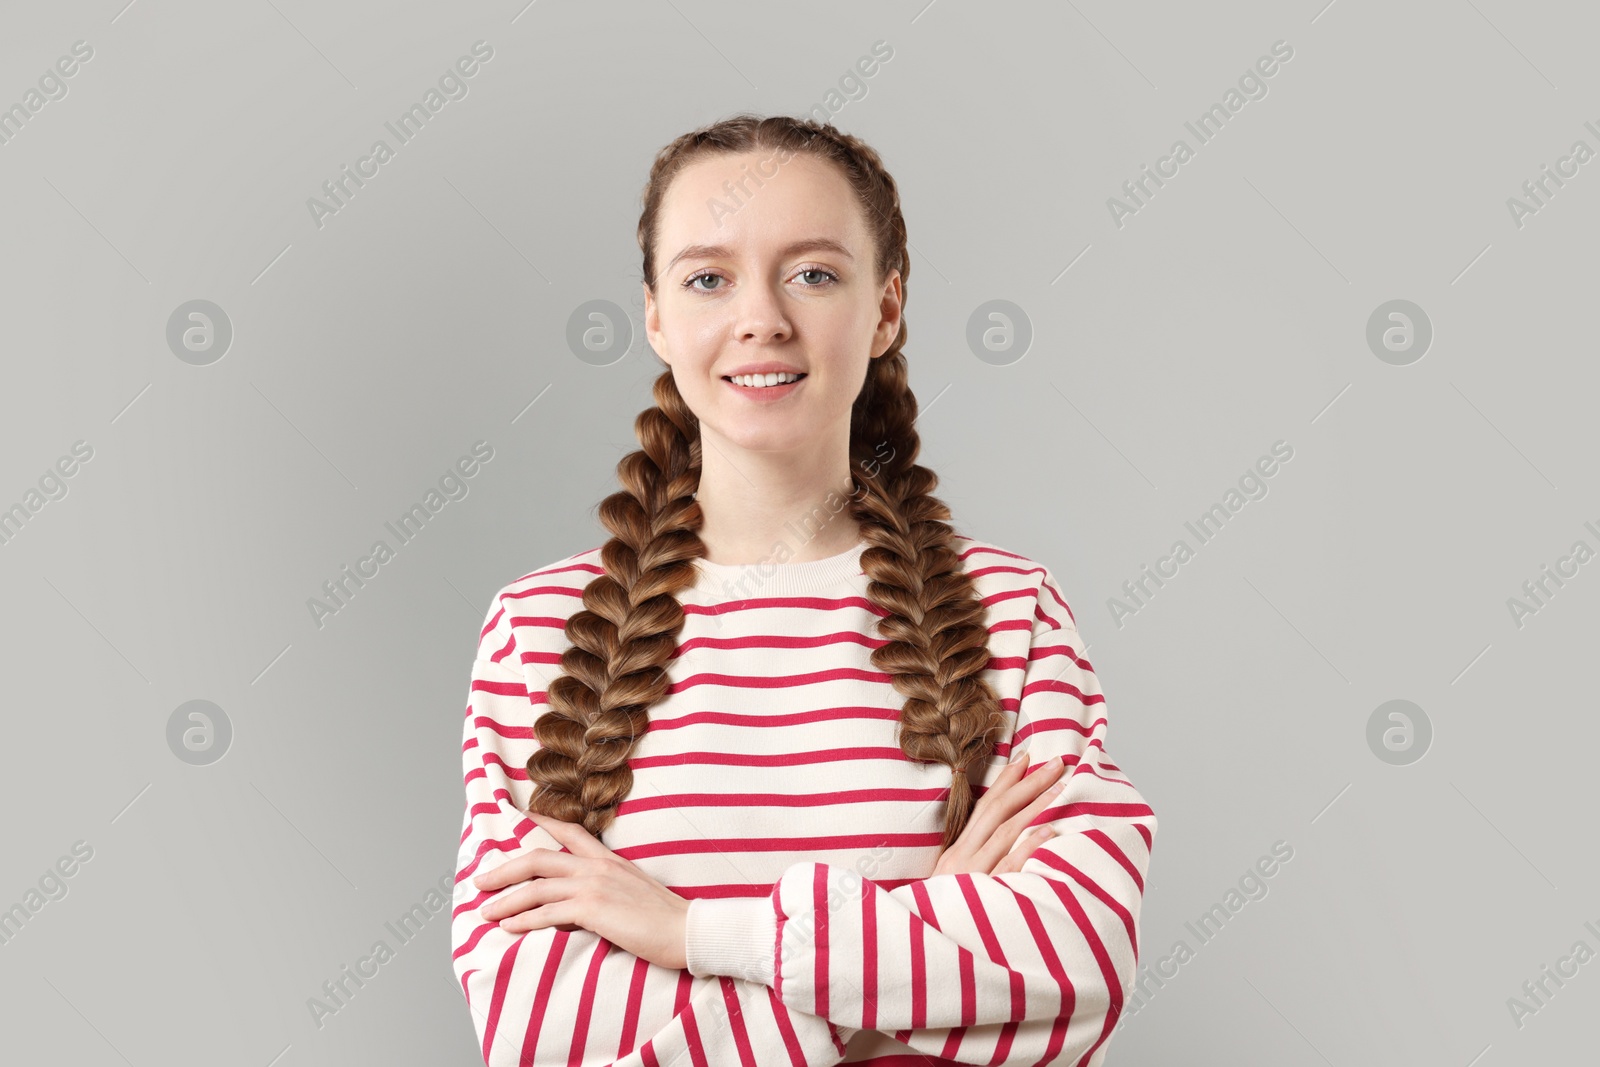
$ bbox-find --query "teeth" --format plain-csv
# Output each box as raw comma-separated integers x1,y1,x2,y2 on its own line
729,372,803,388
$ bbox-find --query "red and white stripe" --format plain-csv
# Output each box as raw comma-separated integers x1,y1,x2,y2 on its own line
450,536,1156,1066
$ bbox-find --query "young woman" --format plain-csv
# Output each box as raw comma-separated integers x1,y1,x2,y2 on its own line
450,114,1157,1066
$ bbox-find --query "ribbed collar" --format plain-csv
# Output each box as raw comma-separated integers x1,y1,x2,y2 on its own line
691,540,868,599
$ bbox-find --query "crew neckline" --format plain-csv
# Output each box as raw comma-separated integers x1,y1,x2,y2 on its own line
692,540,869,599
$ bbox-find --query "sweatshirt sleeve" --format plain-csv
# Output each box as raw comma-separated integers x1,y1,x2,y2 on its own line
450,591,851,1067
681,568,1157,1065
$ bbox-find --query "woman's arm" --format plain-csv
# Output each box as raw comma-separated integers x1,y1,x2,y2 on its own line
451,593,850,1067
682,569,1157,1066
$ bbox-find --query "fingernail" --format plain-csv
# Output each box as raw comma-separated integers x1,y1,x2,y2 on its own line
1009,750,1026,765
1047,780,1066,795
1049,756,1063,769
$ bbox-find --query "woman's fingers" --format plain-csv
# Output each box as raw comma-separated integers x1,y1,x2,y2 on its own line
987,766,1071,874
931,752,1073,877
964,756,1067,873
472,843,580,891
487,879,586,934
482,875,569,921
529,810,614,859
991,824,1057,875
962,752,1034,838
933,751,1032,875
471,807,615,892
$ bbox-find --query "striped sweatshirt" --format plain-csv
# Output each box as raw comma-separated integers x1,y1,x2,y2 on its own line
451,534,1157,1066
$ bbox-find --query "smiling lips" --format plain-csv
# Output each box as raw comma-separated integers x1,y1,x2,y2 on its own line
726,370,804,386
722,371,807,401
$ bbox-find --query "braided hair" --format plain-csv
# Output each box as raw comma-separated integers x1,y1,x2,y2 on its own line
526,113,1007,852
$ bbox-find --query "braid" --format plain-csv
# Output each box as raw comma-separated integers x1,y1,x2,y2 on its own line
525,375,707,838
527,113,1006,852
846,355,1009,852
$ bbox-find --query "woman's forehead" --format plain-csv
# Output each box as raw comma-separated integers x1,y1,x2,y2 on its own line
658,157,866,259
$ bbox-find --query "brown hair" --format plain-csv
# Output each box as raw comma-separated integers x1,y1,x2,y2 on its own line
525,113,1006,852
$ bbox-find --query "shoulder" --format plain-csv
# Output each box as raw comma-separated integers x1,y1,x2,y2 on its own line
477,544,607,647
499,544,607,601
952,533,1077,633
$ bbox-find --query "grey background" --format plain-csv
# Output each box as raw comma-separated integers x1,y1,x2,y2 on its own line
2,0,1595,1064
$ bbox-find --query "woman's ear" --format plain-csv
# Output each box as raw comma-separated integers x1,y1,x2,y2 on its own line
872,270,903,358
643,282,670,367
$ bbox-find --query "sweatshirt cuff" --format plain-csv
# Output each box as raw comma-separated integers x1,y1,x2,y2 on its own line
684,896,777,985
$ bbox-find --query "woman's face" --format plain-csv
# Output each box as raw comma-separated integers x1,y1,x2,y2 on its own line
644,150,901,456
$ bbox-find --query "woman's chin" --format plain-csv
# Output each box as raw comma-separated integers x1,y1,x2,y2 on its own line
711,421,810,455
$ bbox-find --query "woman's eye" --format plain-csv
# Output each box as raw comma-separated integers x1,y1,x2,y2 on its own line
684,272,724,291
795,268,838,286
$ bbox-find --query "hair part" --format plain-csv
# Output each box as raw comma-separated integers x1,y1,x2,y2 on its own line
526,112,1007,853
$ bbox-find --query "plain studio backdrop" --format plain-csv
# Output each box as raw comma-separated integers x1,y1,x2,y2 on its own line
1,1,1596,1064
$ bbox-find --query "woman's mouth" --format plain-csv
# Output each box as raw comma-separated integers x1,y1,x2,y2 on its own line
722,372,806,401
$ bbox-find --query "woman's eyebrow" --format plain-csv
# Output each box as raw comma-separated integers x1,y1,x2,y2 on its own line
665,237,855,273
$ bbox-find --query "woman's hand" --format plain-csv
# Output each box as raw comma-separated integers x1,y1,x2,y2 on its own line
933,749,1068,876
472,811,691,970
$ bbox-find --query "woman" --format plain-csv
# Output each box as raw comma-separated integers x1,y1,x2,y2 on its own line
451,113,1157,1066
